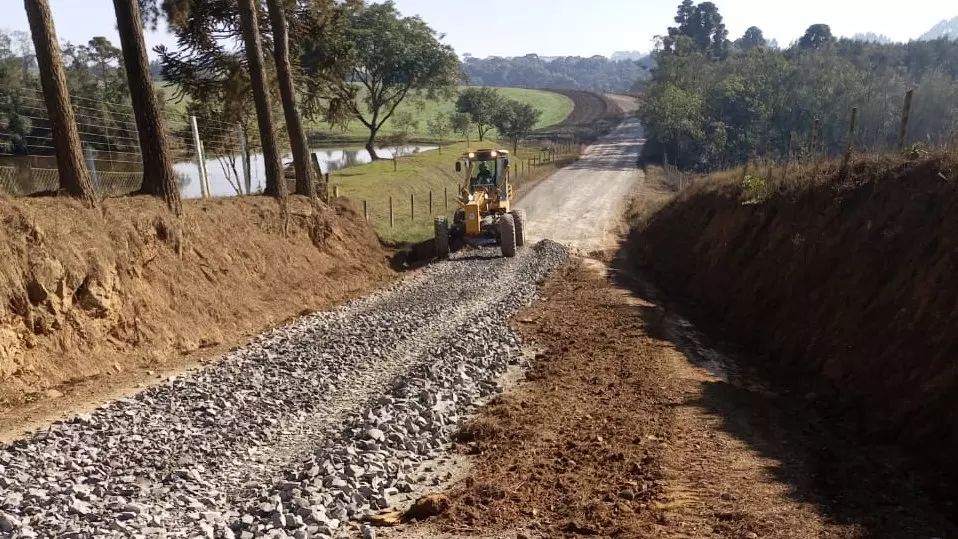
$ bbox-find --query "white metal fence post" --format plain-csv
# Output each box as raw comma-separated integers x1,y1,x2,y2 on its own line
238,124,251,195
190,115,209,198
83,146,100,194
199,140,212,197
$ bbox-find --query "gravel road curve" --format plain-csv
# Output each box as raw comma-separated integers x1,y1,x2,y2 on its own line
0,97,641,539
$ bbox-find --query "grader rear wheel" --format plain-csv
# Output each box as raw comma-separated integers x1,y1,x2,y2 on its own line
435,216,450,259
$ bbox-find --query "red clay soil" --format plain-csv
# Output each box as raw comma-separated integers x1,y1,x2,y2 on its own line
0,195,393,437
433,258,957,539
633,154,958,508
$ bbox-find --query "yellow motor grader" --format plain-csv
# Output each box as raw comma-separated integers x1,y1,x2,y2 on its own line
434,148,526,259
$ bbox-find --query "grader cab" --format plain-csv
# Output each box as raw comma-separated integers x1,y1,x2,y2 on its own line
434,149,526,259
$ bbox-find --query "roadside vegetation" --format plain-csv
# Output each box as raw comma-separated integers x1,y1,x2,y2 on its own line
639,1,958,172
626,1,958,519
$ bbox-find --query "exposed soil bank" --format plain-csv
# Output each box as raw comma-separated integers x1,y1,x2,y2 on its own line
0,195,393,423
630,154,958,499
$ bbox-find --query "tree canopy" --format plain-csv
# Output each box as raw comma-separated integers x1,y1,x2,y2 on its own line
799,24,834,50
661,0,729,60
462,54,651,93
301,0,460,159
492,100,541,155
736,27,766,51
639,2,958,172
455,87,503,141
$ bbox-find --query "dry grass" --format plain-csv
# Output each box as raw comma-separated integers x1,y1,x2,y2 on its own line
0,195,394,418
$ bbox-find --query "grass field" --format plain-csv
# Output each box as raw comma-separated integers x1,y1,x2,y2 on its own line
328,140,581,245
158,84,574,144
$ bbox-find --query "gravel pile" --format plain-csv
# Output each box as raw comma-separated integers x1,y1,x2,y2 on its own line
0,240,568,539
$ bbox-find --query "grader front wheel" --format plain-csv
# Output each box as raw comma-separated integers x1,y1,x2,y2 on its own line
500,214,517,258
512,209,527,247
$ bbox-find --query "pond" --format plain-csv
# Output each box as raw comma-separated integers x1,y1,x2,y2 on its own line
175,144,438,199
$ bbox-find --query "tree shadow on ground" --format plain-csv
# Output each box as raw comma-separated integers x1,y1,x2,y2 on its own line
607,244,958,538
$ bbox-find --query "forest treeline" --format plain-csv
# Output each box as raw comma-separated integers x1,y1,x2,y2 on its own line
639,1,958,171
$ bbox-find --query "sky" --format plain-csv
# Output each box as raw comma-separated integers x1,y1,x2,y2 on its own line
1,0,955,59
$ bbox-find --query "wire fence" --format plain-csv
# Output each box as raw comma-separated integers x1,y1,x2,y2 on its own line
658,89,958,194
0,86,585,203
0,87,279,198
333,143,579,236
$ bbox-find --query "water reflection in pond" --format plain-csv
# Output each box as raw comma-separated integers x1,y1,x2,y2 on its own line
176,145,437,199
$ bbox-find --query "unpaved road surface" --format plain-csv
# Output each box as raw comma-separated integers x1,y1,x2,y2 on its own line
518,115,643,252
0,243,569,538
0,100,643,538
427,257,958,539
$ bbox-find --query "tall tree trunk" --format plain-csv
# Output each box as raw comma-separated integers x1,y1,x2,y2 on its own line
238,0,285,199
365,127,380,160
24,0,96,205
266,0,314,198
112,0,182,215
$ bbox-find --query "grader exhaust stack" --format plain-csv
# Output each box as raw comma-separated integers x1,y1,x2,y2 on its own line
434,149,526,259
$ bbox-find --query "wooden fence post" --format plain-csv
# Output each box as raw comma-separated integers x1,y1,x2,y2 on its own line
810,119,820,160
841,107,859,177
410,193,415,221
363,200,368,222
444,186,448,210
389,196,394,228
782,132,793,182
429,190,433,215
898,89,914,151
334,185,340,198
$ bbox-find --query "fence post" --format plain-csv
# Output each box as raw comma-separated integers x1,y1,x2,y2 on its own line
363,200,368,222
429,190,433,215
841,107,859,177
238,124,250,195
782,132,793,183
334,185,340,198
190,115,209,198
199,140,211,197
898,89,914,151
83,146,100,194
444,186,448,210
389,196,394,228
410,193,415,221
809,119,820,160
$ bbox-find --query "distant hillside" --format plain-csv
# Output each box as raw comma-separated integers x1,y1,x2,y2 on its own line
919,16,958,41
611,50,647,61
852,32,892,44
463,54,652,93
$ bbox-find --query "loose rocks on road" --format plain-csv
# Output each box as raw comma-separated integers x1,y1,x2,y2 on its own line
0,241,568,538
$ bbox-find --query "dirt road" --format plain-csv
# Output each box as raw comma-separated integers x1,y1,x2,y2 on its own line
0,96,670,539
408,174,958,539
517,114,643,252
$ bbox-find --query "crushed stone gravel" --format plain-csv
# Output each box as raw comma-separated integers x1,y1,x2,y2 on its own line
0,240,568,539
